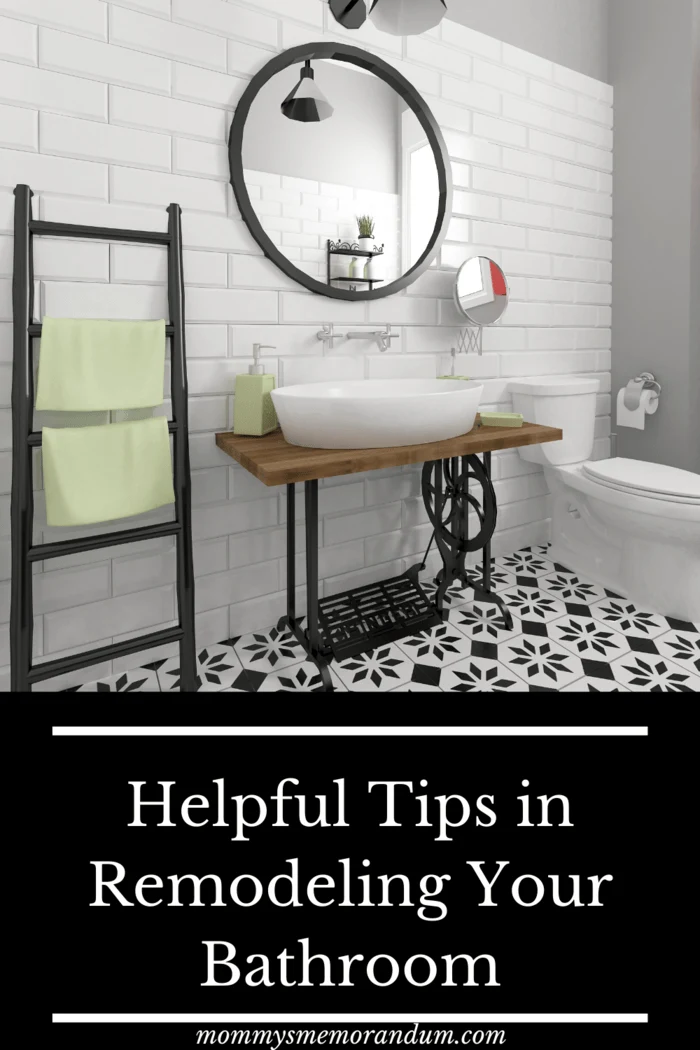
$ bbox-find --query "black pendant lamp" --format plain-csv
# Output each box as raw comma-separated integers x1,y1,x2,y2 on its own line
281,61,334,123
328,0,367,28
368,0,448,35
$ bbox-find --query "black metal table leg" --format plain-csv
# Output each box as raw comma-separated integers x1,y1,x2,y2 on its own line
278,482,334,691
432,458,447,615
277,484,297,633
304,481,334,692
305,480,319,650
481,450,493,593
473,452,513,628
421,453,514,631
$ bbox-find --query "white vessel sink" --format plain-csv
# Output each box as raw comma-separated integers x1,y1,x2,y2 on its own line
271,379,484,449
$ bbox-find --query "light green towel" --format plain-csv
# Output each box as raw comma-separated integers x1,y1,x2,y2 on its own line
35,317,166,411
42,417,175,526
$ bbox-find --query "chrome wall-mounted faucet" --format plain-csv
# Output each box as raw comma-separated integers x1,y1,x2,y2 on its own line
317,323,338,351
377,324,399,352
346,324,400,352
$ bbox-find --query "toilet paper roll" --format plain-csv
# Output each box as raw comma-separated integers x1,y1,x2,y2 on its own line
616,387,659,430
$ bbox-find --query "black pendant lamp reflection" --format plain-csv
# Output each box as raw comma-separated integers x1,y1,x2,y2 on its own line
368,0,448,35
281,60,334,123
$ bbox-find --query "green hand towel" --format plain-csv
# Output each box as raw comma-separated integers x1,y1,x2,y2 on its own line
42,417,175,526
35,317,166,411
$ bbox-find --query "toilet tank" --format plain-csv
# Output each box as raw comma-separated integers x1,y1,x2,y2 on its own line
509,376,599,465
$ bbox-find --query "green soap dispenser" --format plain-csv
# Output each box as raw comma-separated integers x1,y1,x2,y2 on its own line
234,343,278,436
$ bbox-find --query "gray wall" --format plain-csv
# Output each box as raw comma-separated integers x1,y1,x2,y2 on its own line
242,61,400,193
691,1,700,467
609,0,700,472
449,0,609,80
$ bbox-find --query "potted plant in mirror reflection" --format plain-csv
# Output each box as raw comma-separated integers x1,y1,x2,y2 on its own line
356,214,376,254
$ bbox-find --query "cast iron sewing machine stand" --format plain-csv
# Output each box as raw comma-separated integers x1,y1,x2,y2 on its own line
216,424,562,693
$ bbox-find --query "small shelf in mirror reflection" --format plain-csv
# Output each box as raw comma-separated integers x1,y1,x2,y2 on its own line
330,277,384,290
327,240,385,257
327,239,385,291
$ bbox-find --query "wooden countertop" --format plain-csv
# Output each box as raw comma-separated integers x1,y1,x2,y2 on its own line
215,416,562,487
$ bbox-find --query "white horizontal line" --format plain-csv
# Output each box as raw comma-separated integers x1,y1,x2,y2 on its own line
52,1014,648,1024
52,726,648,737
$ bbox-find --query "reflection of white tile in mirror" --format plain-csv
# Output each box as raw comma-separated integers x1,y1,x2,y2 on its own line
459,257,488,304
402,110,439,271
241,58,440,293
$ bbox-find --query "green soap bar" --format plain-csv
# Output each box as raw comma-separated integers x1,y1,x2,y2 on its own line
437,374,470,381
480,412,524,428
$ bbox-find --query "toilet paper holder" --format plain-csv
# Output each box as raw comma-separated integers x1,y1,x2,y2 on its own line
623,371,662,410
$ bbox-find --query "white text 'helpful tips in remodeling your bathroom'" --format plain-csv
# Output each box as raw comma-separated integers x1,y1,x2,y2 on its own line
26,720,654,1048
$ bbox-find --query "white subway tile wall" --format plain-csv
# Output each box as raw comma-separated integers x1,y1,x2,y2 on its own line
0,0,613,689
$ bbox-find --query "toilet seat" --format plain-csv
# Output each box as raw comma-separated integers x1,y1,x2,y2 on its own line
582,458,700,504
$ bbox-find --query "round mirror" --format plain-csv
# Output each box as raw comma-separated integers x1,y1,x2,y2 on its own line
454,256,509,325
229,42,452,301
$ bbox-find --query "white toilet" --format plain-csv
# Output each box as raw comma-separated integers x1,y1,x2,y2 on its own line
510,376,700,622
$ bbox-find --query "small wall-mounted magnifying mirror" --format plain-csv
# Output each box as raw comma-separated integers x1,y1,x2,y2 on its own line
454,256,509,325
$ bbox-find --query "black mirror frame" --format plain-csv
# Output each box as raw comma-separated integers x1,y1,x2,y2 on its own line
229,41,453,302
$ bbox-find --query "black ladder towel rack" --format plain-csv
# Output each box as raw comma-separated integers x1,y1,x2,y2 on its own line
10,183,197,692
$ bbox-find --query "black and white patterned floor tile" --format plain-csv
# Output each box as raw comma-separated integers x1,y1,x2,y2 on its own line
466,565,517,593
609,653,700,692
501,586,567,624
496,635,586,690
396,622,471,668
498,548,555,580
440,656,528,693
67,667,161,692
548,614,632,661
448,600,521,644
391,681,442,692
332,644,414,692
235,624,308,673
395,662,445,691
419,578,472,609
590,599,669,640
259,661,347,693
155,641,246,692
69,544,700,694
539,571,608,605
560,679,630,693
655,629,700,676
